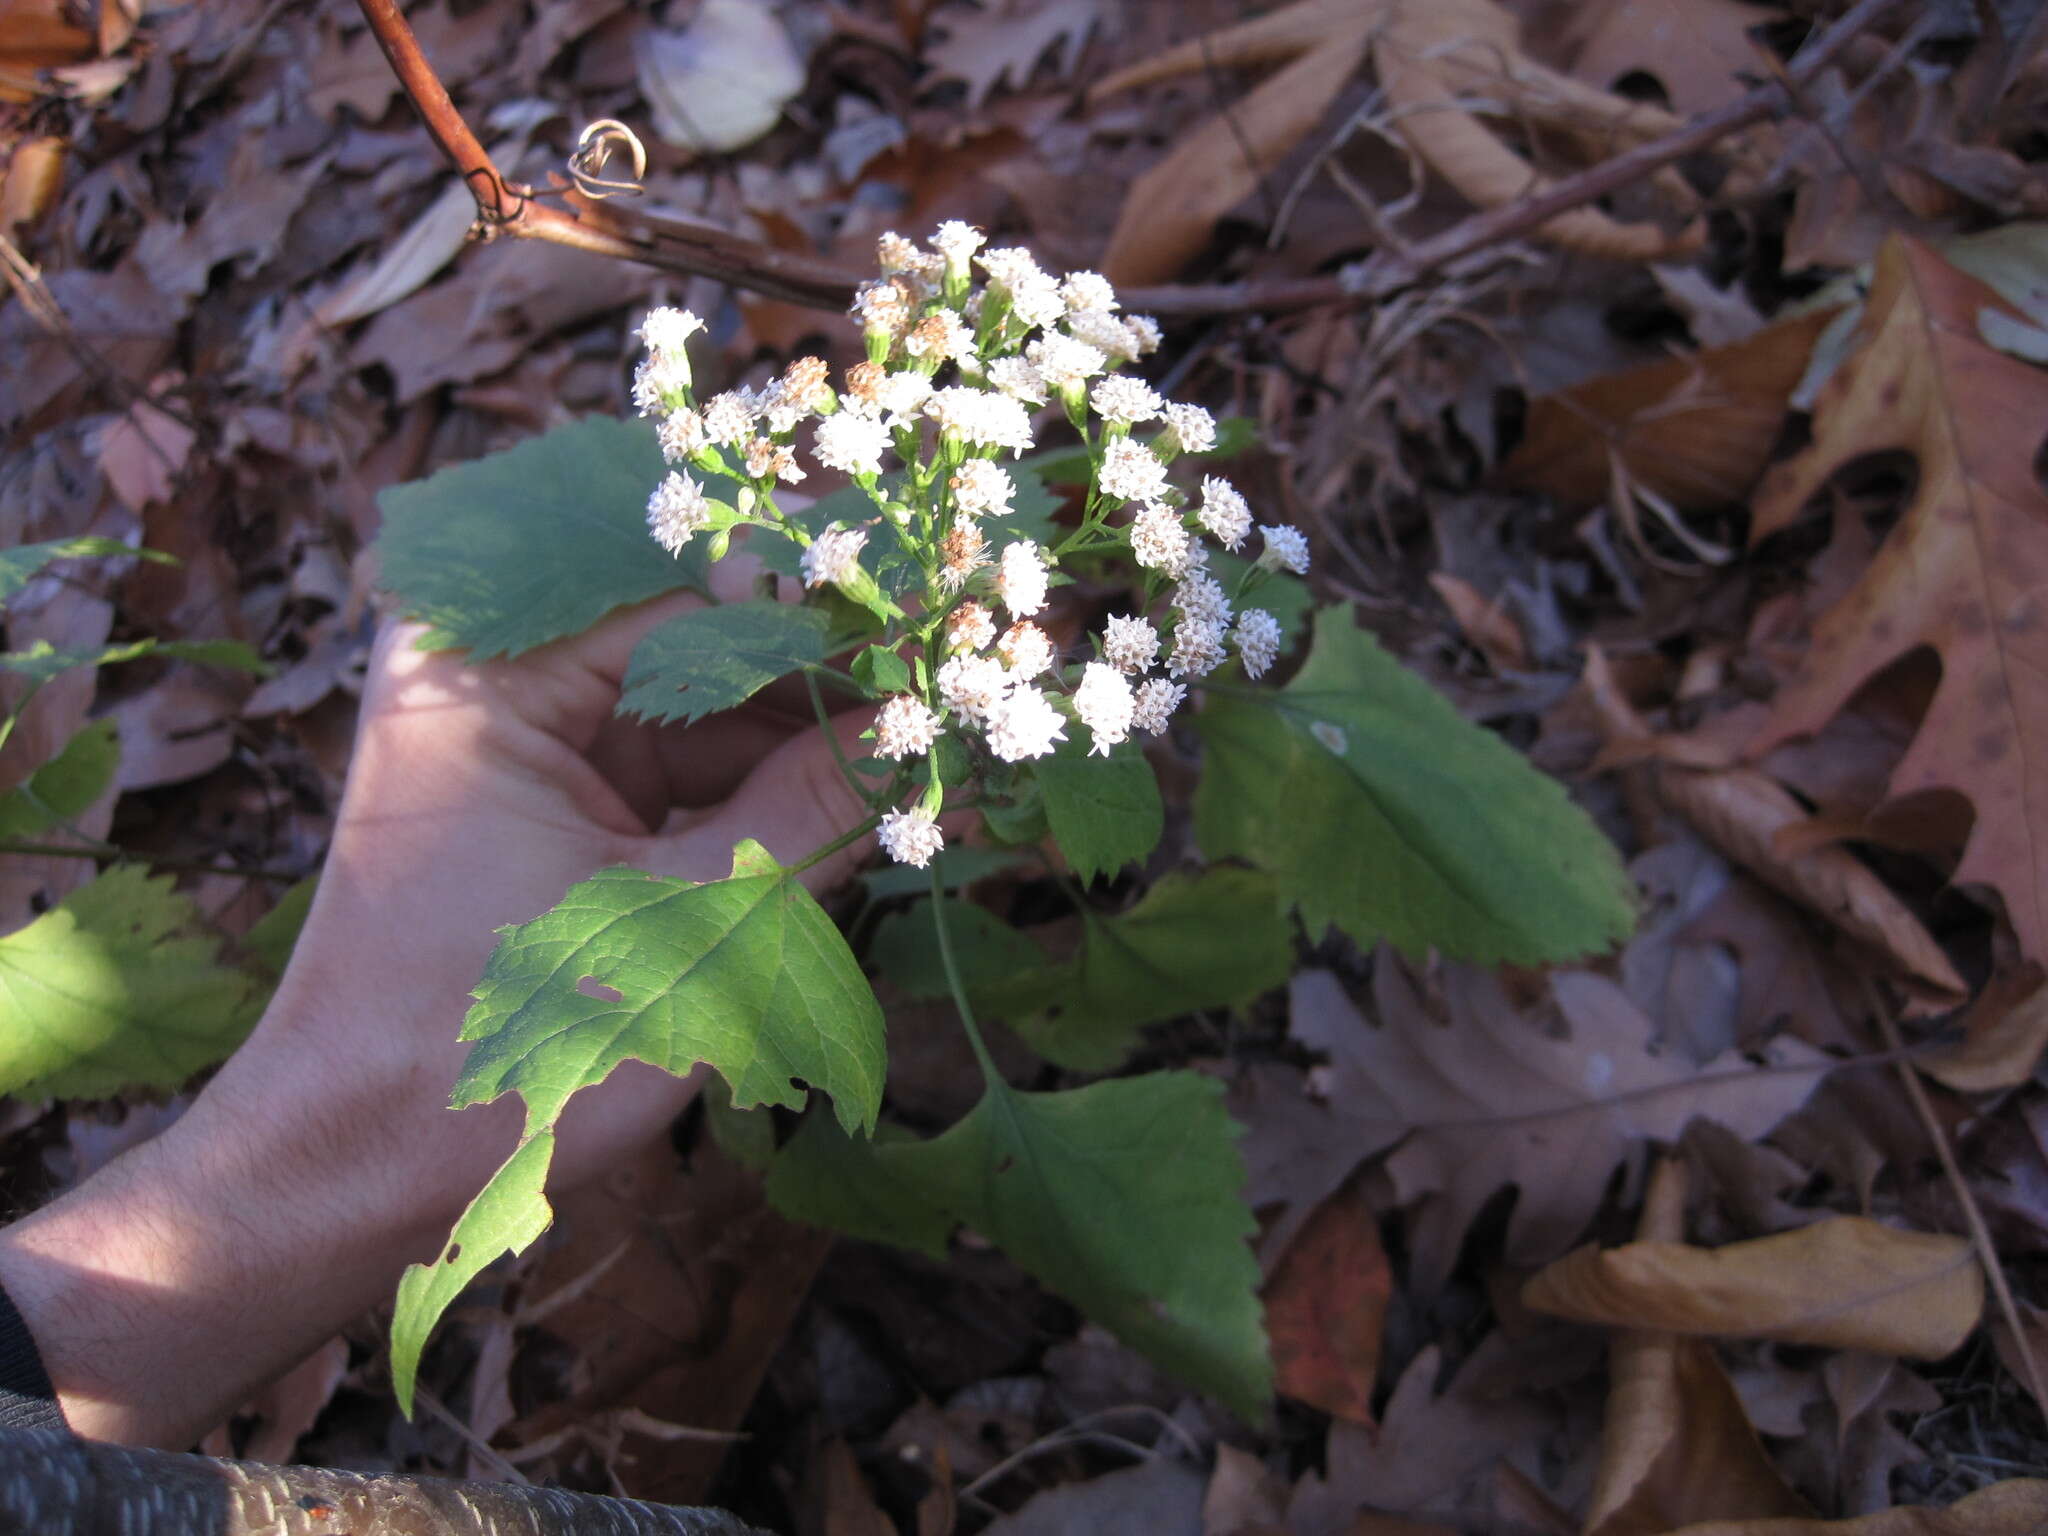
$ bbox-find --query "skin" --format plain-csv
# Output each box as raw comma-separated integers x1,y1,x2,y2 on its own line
0,577,875,1447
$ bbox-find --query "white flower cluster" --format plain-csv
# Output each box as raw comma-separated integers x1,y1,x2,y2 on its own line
627,227,1314,867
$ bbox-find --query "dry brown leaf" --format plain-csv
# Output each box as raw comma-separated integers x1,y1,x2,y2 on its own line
1291,960,1828,1295
1652,1478,2048,1536
0,136,63,231
925,0,1105,111
1918,965,2048,1093
1099,10,1374,285
1429,572,1530,672
1581,1164,1812,1536
1524,1216,1983,1360
820,1437,895,1536
1502,305,1841,513
1562,0,1784,120
1203,1443,1288,1536
1742,236,2048,967
1262,1179,1392,1426
97,388,196,514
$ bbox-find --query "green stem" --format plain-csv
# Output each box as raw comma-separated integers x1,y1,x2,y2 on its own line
788,813,882,877
930,863,1002,1084
805,670,879,809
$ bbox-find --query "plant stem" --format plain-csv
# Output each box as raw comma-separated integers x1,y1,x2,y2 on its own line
930,864,1003,1084
805,670,885,810
789,814,882,877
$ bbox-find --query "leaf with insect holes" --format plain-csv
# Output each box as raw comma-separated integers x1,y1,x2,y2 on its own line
0,864,266,1099
376,416,720,659
0,537,173,605
769,1071,1272,1421
1196,607,1634,964
619,600,830,725
1033,730,1161,885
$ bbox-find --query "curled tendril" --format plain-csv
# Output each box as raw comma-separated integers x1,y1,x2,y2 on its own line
570,119,648,200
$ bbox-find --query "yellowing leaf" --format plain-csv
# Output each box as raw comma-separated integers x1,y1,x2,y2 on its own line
1524,1217,1983,1360
1743,236,2048,965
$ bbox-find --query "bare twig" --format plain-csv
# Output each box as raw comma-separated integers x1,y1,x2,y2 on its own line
358,0,1900,321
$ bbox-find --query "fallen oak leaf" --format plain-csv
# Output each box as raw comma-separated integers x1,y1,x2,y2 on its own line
1741,235,2048,967
1916,964,2048,1093
924,0,1106,111
1523,1215,1983,1360
1649,1477,2048,1535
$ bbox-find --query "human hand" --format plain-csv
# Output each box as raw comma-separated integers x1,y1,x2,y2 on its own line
0,565,875,1445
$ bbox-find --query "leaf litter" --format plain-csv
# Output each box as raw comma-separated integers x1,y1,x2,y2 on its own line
4,0,2048,1528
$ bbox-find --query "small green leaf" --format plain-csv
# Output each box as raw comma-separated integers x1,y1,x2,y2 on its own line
869,896,1045,1002
0,637,269,689
1210,553,1311,648
1195,607,1635,964
618,601,830,725
154,638,270,675
0,720,120,841
0,538,173,605
376,416,713,660
455,850,885,1137
1011,867,1293,1072
243,877,317,978
980,773,1048,846
860,844,1027,901
1033,732,1162,885
391,1130,555,1417
702,1074,777,1173
0,865,265,1099
872,1073,1270,1420
765,1112,954,1258
852,644,914,696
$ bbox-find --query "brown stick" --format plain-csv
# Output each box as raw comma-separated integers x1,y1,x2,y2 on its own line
358,0,1899,321
0,1426,768,1536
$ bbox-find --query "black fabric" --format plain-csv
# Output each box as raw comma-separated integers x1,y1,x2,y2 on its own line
0,1278,66,1432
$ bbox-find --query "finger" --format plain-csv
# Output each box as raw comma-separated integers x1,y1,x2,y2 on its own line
621,707,881,895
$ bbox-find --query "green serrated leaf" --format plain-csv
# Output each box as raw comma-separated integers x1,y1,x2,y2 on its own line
1195,607,1635,964
0,720,120,841
0,538,173,605
1011,867,1292,1072
1033,732,1162,885
880,1073,1270,1420
376,416,714,660
243,876,317,978
391,1130,555,1417
851,644,914,696
618,601,829,725
455,849,885,1138
764,1112,955,1258
869,896,1046,1002
0,864,265,1099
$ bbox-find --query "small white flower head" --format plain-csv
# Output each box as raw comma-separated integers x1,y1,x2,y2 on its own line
639,306,706,359
744,436,805,484
701,389,760,447
1168,615,1229,679
1132,677,1186,735
977,247,1045,293
647,472,711,555
875,694,943,759
658,407,707,463
1073,662,1135,755
940,516,991,591
1066,307,1140,363
906,308,974,363
997,620,1054,677
950,458,1015,518
986,356,1048,404
801,526,869,589
925,387,1034,455
996,539,1050,618
1101,613,1159,675
985,684,1067,762
632,353,690,417
937,652,1009,724
1159,402,1216,456
1198,476,1252,550
874,369,935,422
779,356,833,415
1089,375,1163,428
879,806,945,868
813,411,891,477
1258,523,1311,576
1174,570,1233,627
1097,436,1169,503
1026,332,1107,390
1233,608,1283,679
1125,314,1162,355
1009,271,1067,331
853,277,914,340
1130,500,1194,577
946,600,997,654
932,219,985,276
876,231,922,273
1060,271,1118,313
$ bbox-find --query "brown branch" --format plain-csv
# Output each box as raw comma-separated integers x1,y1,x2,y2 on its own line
359,0,1898,323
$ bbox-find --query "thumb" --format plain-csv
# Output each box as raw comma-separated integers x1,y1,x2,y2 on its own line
625,706,881,895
